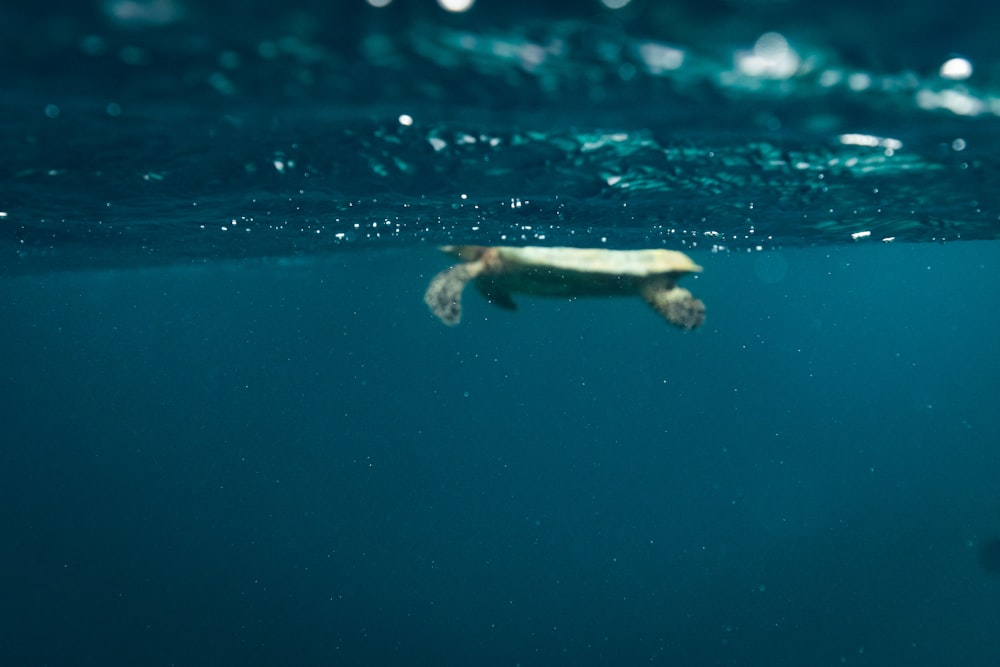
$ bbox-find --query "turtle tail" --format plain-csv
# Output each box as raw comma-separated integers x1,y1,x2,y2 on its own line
424,263,476,325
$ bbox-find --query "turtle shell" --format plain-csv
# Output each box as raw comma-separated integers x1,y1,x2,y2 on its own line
494,246,702,276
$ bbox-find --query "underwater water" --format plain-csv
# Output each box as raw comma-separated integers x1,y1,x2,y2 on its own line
2,0,1000,665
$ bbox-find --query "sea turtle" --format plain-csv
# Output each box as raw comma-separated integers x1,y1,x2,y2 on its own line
424,245,705,329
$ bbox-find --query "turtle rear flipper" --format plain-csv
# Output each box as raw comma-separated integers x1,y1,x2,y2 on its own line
641,281,705,330
425,263,478,325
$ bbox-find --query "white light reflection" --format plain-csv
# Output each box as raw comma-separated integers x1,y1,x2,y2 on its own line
103,0,184,27
818,70,843,87
847,72,872,91
839,133,903,155
940,57,972,81
916,89,985,116
638,42,684,74
365,0,392,7
437,0,474,12
600,0,633,8
736,32,800,79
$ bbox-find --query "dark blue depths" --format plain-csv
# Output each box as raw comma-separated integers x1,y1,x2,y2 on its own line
2,242,999,666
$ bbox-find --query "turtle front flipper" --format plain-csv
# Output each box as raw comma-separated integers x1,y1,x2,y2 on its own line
425,263,479,325
640,279,706,330
475,280,517,311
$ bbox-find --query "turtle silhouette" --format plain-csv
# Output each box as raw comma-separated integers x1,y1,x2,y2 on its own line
424,245,705,329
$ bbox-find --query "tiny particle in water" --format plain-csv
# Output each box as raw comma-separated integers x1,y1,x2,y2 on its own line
256,41,278,59
80,34,107,56
218,50,241,69
119,46,147,66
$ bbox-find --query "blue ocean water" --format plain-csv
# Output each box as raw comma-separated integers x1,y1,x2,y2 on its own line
2,1,1000,665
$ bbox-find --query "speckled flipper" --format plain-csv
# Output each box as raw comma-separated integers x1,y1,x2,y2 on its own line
424,263,478,325
640,280,706,330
